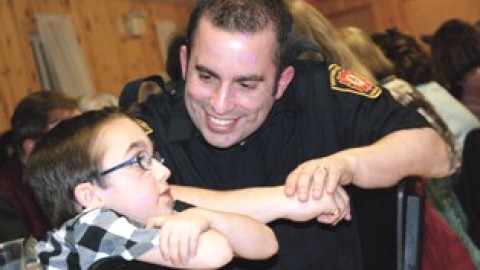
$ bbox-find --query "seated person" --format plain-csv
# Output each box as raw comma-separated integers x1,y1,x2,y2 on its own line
25,108,279,269
0,91,80,242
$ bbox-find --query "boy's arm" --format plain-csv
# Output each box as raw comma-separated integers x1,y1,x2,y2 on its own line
137,228,234,269
146,207,277,262
182,208,278,260
171,185,350,224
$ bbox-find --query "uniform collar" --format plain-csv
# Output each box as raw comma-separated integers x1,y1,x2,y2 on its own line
167,92,298,144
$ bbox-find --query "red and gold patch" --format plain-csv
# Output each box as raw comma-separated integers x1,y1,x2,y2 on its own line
329,64,382,98
134,118,153,135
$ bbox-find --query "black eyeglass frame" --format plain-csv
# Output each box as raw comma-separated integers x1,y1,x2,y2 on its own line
100,151,163,177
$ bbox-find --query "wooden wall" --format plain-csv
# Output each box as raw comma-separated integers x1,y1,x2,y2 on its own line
1,0,480,133
0,0,192,133
316,0,480,39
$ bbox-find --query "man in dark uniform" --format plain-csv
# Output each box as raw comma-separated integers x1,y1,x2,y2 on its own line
135,1,451,269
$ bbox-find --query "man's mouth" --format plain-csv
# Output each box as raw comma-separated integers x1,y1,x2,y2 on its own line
210,116,234,126
206,114,239,133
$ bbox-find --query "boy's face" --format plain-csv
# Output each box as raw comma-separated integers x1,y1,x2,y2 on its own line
94,117,173,224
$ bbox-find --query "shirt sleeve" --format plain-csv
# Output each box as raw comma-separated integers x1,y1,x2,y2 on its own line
74,208,159,268
291,61,431,149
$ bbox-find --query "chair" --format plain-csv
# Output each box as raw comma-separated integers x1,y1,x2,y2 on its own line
396,177,424,270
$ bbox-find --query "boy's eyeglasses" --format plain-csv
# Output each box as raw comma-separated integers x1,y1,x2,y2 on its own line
100,151,164,177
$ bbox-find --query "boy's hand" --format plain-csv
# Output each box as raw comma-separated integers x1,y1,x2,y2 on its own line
285,185,351,225
146,208,211,266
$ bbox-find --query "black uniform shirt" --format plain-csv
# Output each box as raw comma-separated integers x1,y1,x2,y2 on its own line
136,60,430,270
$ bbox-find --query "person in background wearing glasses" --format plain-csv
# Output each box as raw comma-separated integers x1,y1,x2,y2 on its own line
24,108,280,270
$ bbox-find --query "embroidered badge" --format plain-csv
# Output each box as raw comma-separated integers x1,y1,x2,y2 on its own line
329,64,382,98
134,119,153,135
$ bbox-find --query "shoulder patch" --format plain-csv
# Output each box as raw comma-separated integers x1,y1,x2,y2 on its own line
134,119,153,135
329,64,382,99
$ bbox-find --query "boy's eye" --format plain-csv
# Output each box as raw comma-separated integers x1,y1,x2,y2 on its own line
138,151,164,171
137,151,152,170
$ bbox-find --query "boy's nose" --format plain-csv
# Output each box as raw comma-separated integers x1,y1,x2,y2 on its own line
152,159,171,182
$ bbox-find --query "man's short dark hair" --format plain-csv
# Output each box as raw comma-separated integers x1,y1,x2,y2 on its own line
186,0,294,70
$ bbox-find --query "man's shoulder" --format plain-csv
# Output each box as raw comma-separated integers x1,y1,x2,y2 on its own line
327,64,382,99
291,61,382,99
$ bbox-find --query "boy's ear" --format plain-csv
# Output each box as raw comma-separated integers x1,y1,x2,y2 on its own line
74,182,103,209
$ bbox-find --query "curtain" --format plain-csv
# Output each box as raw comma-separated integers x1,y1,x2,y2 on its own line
155,20,176,65
36,14,94,98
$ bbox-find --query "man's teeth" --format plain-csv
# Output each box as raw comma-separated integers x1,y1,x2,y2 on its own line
210,117,233,126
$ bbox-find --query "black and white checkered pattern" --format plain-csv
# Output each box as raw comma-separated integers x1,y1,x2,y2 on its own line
36,208,159,270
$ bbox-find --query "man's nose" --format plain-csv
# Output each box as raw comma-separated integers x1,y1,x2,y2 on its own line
210,84,235,115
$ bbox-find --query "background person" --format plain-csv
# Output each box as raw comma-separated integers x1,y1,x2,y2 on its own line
430,19,480,119
0,90,79,242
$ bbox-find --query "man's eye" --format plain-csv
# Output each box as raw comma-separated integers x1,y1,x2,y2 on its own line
238,82,256,90
199,73,213,81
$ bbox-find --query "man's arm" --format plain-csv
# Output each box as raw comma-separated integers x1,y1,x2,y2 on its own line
285,127,451,201
171,185,350,224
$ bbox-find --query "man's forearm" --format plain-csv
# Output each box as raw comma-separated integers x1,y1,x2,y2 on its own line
343,127,451,188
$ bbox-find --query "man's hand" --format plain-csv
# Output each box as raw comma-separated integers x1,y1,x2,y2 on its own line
146,208,211,267
284,153,356,201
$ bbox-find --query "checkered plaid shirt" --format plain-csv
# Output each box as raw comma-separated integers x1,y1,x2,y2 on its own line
36,208,159,270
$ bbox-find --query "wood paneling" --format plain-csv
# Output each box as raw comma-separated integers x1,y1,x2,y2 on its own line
2,0,480,133
313,0,370,17
0,0,192,133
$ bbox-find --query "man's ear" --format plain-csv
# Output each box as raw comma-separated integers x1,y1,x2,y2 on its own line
180,45,188,80
74,182,103,209
275,66,295,99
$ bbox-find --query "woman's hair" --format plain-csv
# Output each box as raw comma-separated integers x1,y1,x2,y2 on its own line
372,29,434,85
25,108,126,227
338,26,395,81
430,19,480,99
79,92,118,112
288,0,376,82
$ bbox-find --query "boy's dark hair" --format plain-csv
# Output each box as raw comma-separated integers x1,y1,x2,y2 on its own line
11,91,78,159
25,108,126,227
185,0,294,70
430,19,480,99
372,29,434,85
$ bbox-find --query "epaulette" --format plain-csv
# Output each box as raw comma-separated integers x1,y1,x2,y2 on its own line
329,64,382,99
134,118,153,135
